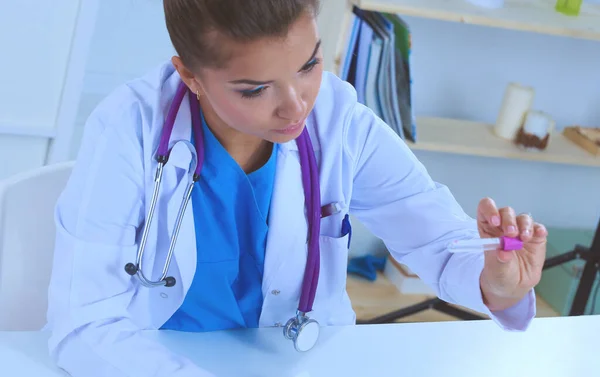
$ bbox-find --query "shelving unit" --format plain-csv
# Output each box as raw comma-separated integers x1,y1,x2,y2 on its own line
335,0,600,167
349,0,600,41
408,117,600,167
336,0,600,324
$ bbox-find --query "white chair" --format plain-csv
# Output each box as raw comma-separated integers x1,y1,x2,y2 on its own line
0,161,74,330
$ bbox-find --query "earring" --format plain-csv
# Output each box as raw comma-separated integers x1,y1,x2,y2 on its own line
196,89,201,102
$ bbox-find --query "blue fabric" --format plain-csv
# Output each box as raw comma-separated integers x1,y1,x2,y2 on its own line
347,255,387,281
161,113,277,332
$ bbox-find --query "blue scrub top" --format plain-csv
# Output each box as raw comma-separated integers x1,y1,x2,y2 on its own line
161,112,277,332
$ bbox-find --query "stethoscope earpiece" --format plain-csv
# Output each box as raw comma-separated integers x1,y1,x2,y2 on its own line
164,276,176,287
124,263,138,276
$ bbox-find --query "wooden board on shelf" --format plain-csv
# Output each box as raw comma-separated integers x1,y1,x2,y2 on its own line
562,126,600,157
349,0,600,41
405,117,600,168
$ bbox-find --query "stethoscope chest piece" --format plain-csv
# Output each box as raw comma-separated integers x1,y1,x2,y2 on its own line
283,312,320,352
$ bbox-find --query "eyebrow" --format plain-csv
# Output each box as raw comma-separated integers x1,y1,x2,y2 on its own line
229,39,322,86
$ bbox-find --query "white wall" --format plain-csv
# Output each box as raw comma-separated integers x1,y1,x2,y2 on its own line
68,1,599,258
71,0,175,158
0,1,81,179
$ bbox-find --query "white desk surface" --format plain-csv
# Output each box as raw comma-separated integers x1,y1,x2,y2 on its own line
2,315,599,377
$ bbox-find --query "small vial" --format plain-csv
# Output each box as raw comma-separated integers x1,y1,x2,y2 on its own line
447,236,523,253
555,0,582,16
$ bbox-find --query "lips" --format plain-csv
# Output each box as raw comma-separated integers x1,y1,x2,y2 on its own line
274,119,305,135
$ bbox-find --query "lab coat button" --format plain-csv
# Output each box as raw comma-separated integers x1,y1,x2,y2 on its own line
271,290,280,295
160,292,168,298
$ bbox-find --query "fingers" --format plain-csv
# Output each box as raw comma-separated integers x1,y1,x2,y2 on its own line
494,248,514,264
516,213,534,241
531,222,548,243
494,209,528,264
477,197,546,245
477,197,501,227
499,206,518,237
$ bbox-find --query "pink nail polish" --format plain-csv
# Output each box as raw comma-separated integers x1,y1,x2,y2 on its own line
507,226,517,233
492,216,500,226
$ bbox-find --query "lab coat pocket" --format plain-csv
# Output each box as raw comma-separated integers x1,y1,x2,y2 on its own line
313,233,350,309
319,207,351,240
65,229,139,325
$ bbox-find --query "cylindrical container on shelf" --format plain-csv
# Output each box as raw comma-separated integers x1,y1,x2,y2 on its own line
465,0,504,8
494,82,535,140
514,110,555,150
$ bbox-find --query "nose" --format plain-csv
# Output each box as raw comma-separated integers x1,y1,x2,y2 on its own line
277,85,306,122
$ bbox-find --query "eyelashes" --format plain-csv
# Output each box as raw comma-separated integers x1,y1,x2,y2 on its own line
301,57,321,73
240,85,267,98
238,57,321,99
240,85,267,99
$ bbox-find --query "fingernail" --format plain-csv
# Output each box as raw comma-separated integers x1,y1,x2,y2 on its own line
522,229,531,236
507,225,517,233
491,216,501,226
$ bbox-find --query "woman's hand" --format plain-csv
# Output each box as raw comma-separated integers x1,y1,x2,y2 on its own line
476,197,548,312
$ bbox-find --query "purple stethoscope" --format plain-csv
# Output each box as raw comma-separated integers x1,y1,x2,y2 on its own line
124,81,322,352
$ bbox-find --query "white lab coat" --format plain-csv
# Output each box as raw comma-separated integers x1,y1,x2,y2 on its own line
45,62,535,377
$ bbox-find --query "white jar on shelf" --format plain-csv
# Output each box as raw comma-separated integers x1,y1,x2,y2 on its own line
494,82,535,140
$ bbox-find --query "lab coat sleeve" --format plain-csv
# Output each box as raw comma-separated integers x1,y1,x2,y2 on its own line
344,102,535,331
45,89,215,377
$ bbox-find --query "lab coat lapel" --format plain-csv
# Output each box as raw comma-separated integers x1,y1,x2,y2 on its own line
262,141,309,295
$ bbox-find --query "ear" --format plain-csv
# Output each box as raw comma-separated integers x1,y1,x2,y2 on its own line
171,56,205,96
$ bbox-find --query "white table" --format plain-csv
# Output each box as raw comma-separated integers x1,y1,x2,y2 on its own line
2,316,599,377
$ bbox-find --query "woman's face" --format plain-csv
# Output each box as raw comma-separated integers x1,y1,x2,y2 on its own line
174,11,323,144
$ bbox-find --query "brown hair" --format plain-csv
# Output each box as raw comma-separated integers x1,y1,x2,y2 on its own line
164,0,321,70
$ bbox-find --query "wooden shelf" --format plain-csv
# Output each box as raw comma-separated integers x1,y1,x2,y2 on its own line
405,117,600,167
350,0,600,41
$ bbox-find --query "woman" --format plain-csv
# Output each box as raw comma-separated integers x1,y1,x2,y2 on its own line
45,1,547,376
